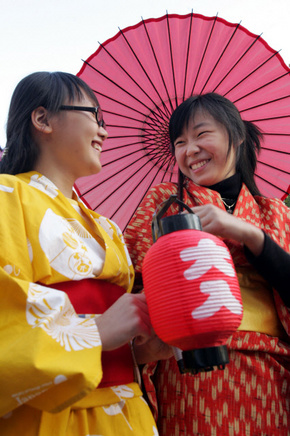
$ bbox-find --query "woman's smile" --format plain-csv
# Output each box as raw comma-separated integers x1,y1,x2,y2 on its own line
190,159,210,172
91,140,102,152
174,110,236,186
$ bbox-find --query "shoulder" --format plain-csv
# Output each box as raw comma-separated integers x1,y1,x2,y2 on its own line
143,182,178,202
0,172,62,210
255,195,290,218
0,172,41,192
125,183,177,236
0,173,20,188
133,182,178,217
0,174,26,201
254,195,290,249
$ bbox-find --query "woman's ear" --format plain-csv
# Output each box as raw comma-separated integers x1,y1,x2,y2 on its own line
31,107,53,133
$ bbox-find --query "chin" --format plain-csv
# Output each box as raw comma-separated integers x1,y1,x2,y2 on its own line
76,166,102,181
88,163,102,176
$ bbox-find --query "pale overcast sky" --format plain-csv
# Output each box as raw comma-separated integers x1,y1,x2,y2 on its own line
1,0,289,147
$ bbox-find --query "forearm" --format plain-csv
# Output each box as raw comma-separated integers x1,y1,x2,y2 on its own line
241,222,265,257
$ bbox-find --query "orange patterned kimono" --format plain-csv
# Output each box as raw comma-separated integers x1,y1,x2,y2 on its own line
125,179,290,436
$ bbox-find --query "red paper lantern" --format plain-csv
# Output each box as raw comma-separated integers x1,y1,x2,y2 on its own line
142,195,243,373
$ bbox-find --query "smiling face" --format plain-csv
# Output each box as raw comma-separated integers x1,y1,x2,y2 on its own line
52,92,108,179
174,110,236,187
33,90,109,189
31,89,109,196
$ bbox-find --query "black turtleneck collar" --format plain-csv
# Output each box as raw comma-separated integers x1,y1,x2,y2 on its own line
208,173,242,199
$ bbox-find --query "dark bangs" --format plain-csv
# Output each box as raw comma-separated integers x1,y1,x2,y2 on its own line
169,93,246,155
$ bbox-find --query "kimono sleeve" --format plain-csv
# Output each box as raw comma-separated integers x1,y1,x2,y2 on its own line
0,183,103,416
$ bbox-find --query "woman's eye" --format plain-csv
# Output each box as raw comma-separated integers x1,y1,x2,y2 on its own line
174,140,184,147
197,131,210,137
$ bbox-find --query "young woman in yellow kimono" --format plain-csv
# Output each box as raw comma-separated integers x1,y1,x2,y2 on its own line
125,94,290,435
0,71,171,435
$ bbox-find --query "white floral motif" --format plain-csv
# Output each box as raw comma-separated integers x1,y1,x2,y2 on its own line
10,375,67,406
39,209,105,279
27,238,33,262
28,174,58,198
0,185,14,193
3,265,20,276
111,385,134,399
102,401,132,430
26,283,101,351
95,216,114,239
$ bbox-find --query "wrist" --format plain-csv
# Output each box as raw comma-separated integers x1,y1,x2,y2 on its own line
243,224,265,257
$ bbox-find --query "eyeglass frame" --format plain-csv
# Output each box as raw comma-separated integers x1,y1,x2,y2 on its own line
59,105,106,128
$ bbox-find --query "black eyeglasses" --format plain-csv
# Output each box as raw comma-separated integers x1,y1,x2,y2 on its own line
59,105,106,128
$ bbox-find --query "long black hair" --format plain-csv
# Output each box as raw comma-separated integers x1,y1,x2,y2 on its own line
0,71,99,175
169,93,262,196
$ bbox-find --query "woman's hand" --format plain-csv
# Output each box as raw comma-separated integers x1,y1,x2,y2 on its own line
95,293,152,351
191,204,265,256
133,332,173,364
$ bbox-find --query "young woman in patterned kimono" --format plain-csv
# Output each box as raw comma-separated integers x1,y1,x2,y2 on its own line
0,71,172,435
125,93,290,436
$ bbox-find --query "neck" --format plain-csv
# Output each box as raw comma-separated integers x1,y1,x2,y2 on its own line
208,173,242,199
33,162,74,198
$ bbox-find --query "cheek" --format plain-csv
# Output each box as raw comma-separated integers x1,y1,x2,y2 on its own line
174,148,184,166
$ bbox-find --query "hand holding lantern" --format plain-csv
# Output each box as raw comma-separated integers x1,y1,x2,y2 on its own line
142,195,243,374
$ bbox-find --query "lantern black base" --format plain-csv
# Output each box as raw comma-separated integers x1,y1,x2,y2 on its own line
180,345,229,375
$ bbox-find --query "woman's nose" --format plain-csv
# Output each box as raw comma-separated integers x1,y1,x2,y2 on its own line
99,125,109,140
186,141,200,155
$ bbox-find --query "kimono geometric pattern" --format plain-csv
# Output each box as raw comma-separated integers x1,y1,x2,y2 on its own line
0,172,158,436
124,179,290,436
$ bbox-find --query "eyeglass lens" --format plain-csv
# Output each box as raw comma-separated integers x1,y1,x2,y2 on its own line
96,107,105,128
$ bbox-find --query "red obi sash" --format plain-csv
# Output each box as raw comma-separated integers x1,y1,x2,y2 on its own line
50,279,134,388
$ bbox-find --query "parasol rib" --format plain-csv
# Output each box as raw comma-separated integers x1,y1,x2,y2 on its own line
100,144,174,169
182,11,194,101
98,41,168,120
260,145,290,154
250,115,290,123
96,155,176,229
81,148,174,196
257,159,290,175
141,17,173,114
226,50,281,99
234,71,290,104
239,93,290,113
82,59,166,120
92,152,175,205
117,27,171,118
94,89,168,127
191,14,218,95
212,34,262,94
255,172,289,196
166,12,178,108
200,22,241,94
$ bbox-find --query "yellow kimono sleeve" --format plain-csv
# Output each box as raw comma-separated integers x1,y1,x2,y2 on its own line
0,270,103,416
0,181,103,417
